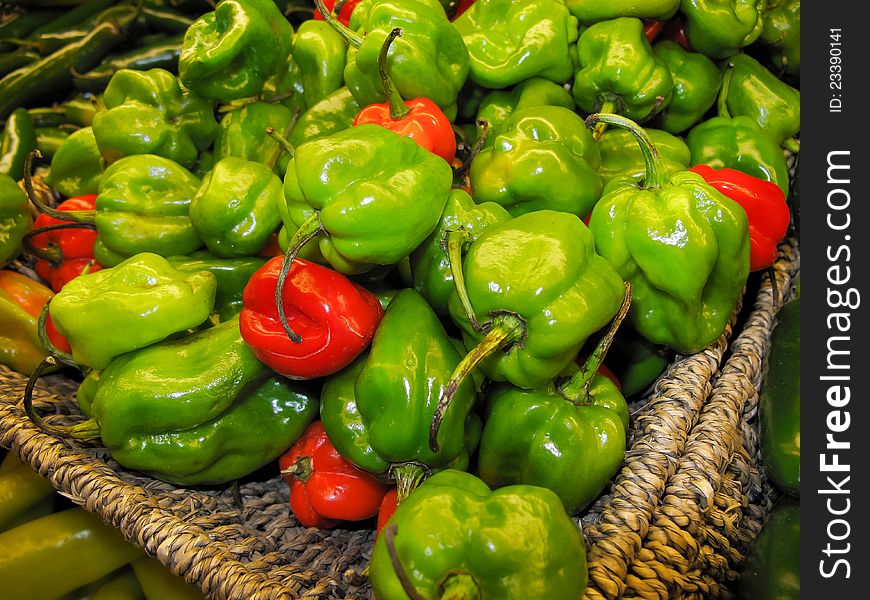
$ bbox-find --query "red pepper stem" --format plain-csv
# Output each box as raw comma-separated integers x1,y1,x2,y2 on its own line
265,109,300,170
21,222,97,265
383,524,427,600
37,301,78,370
717,61,734,119
592,99,616,140
390,462,428,503
442,228,481,331
439,572,483,600
586,112,668,189
23,356,101,441
23,151,95,225
313,0,364,48
275,212,325,344
429,312,526,453
377,28,411,121
558,283,632,404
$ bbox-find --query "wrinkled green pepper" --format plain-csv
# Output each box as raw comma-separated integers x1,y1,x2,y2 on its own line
213,101,296,176
49,252,216,370
565,0,680,23
652,40,721,134
91,68,219,168
369,469,588,600
1,172,31,267
469,105,603,219
287,86,361,148
680,0,766,59
178,0,295,103
189,156,283,258
739,498,800,600
586,113,750,355
453,0,579,89
596,126,690,187
320,289,479,499
0,107,37,181
44,127,104,198
292,18,348,109
474,77,575,141
757,0,800,80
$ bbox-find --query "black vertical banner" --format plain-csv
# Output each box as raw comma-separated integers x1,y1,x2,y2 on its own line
801,2,868,596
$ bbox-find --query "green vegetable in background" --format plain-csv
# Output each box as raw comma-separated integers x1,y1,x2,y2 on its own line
680,0,766,59
44,127,104,198
652,40,722,134
564,0,680,23
596,126,690,187
1,173,31,267
0,107,37,181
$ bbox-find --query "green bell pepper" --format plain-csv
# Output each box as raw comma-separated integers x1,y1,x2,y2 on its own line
1,172,31,267
93,154,203,266
281,123,452,275
452,0,579,89
408,188,511,315
44,127,104,198
49,252,216,370
605,328,674,397
287,86,361,148
189,156,283,258
586,113,750,355
292,18,348,109
0,107,37,181
652,40,722,134
680,0,766,59
178,0,295,103
739,498,800,600
91,68,219,169
596,126,690,187
320,289,479,499
757,0,800,80
469,105,603,219
213,101,296,176
564,0,680,23
369,469,588,600
474,77,575,141
573,17,674,126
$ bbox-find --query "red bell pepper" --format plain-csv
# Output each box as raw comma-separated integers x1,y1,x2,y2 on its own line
26,194,102,292
375,487,398,537
279,421,390,529
352,28,456,163
689,164,790,272
313,0,360,27
0,270,70,354
239,256,383,380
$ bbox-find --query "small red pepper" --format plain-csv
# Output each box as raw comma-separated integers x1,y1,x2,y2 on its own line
27,194,102,292
375,487,398,537
0,270,71,354
451,0,476,20
643,19,666,43
239,256,383,380
279,421,389,529
313,0,360,27
352,28,456,163
660,15,690,50
689,164,790,272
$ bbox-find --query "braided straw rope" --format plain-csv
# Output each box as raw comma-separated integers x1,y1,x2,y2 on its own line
1,238,799,599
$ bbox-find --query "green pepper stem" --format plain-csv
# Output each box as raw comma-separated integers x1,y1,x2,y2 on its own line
383,524,427,600
439,572,482,600
265,126,296,159
37,301,79,369
592,99,616,140
429,312,526,453
454,119,489,183
717,61,734,119
22,356,102,440
275,212,325,343
21,223,97,265
280,456,313,482
442,228,481,331
585,113,668,189
313,0,364,48
558,282,632,404
23,151,95,224
265,107,301,170
390,462,429,503
377,28,411,120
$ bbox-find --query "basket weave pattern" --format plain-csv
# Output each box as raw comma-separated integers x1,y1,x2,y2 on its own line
1,238,799,600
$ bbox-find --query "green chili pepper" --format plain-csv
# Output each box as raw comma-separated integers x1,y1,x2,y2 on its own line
0,454,59,533
0,9,65,53
596,125,690,187
33,126,70,160
91,68,218,168
178,0,295,103
469,105,603,219
564,0,680,23
586,112,750,355
680,0,766,59
739,498,800,600
0,172,32,267
0,49,40,79
72,33,185,93
90,566,145,600
48,252,216,370
651,40,722,134
369,469,588,600
131,556,203,600
44,126,104,198
0,107,37,181
453,0,580,89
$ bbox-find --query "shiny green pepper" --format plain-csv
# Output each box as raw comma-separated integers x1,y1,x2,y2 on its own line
652,40,722,134
0,107,37,181
213,101,296,176
596,126,690,187
680,0,766,59
739,498,800,600
0,173,31,267
565,0,680,23
292,19,348,109
453,0,580,89
287,86,361,148
474,77,575,141
44,127,104,198
49,252,216,370
757,0,800,80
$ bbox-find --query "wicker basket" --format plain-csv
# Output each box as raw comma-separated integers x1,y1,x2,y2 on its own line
0,236,799,600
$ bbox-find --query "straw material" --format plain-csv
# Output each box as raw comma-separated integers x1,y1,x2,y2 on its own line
1,237,799,600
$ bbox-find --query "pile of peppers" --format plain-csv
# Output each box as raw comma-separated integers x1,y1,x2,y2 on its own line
1,0,800,598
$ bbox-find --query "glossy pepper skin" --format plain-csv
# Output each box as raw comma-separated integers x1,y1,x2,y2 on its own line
757,0,799,80
596,126,690,187
314,0,362,27
474,77,575,140
292,19,349,110
586,113,750,355
287,86,361,149
409,188,511,315
279,420,390,529
320,289,479,497
369,469,588,600
82,317,318,485
92,68,219,169
239,256,383,380
738,498,800,600
94,154,203,266
321,0,470,121
281,124,452,275
43,127,104,198
469,105,603,220
213,101,296,177
49,252,216,370
573,17,674,124
565,0,680,24
721,52,801,148
0,107,37,181
189,157,283,258
178,0,294,103
652,40,722,134
30,194,103,292
452,0,579,89
690,164,790,272
680,0,766,59
0,172,31,267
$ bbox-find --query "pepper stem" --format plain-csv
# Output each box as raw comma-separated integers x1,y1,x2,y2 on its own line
390,462,429,503
21,222,97,265
265,107,301,170
37,301,78,369
717,61,734,119
558,282,632,403
438,572,483,600
592,99,617,140
23,151,95,224
585,113,668,189
454,119,489,184
429,312,526,452
376,28,411,120
313,0,364,48
22,356,102,440
275,212,325,343
442,228,481,331
383,524,427,600
280,456,313,482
